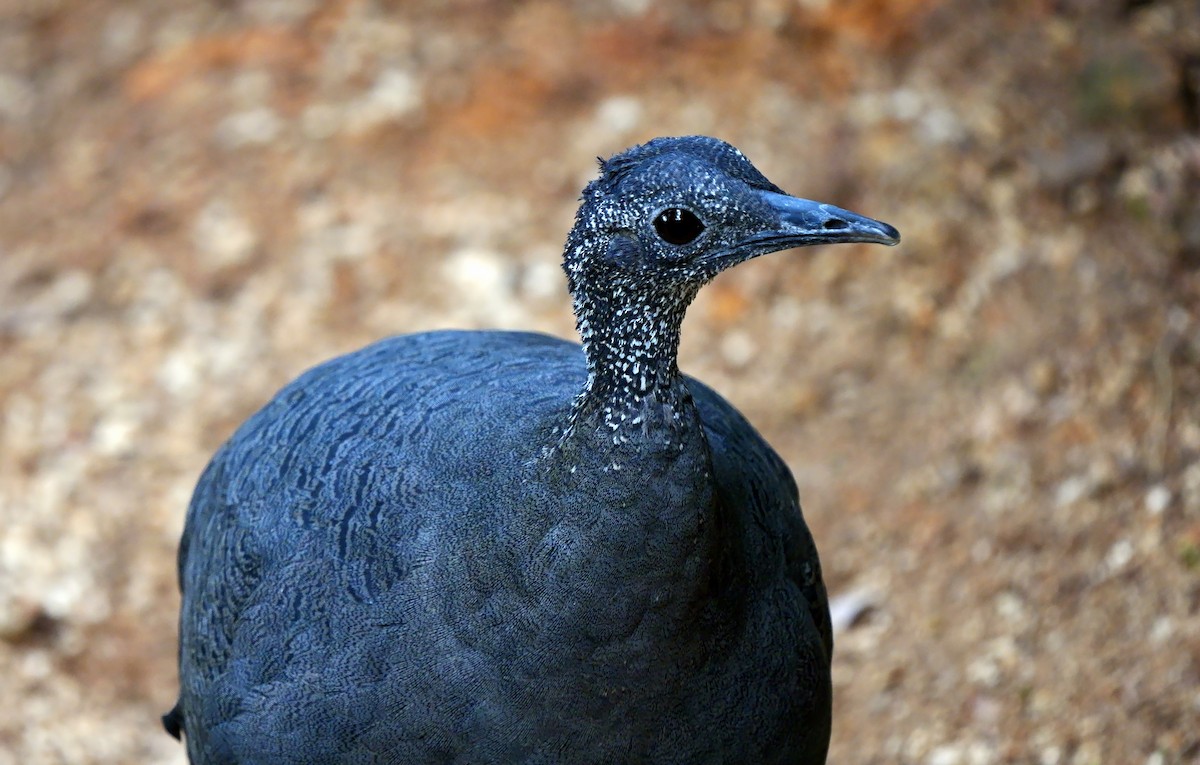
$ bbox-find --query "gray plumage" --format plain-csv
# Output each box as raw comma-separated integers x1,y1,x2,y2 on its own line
165,136,899,764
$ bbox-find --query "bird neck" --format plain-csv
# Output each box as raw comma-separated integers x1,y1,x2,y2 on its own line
567,275,701,436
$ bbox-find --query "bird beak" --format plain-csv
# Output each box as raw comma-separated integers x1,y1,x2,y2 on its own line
750,190,901,250
699,190,899,275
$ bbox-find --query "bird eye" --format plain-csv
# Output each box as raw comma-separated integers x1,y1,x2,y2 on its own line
653,208,705,246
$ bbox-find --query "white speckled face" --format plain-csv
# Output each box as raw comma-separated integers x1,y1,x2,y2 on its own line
566,139,784,292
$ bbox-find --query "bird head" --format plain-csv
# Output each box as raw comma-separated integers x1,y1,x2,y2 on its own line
563,135,899,302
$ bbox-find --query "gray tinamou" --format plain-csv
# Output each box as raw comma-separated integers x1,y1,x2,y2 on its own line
164,136,899,764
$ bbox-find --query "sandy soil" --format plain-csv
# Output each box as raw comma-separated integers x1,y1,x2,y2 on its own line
1,1,1198,763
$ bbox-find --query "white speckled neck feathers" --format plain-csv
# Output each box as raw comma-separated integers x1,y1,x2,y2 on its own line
565,268,700,443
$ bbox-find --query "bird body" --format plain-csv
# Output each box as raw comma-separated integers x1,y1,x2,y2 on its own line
167,136,899,764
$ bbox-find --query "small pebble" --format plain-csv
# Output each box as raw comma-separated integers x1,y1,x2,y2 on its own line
1144,485,1170,515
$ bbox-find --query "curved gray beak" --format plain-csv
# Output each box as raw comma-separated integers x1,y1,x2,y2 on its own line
755,190,901,248
694,189,900,277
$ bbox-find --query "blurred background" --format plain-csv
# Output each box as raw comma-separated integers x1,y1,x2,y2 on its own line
0,0,1198,763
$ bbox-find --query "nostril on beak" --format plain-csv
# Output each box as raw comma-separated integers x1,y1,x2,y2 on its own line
823,218,848,230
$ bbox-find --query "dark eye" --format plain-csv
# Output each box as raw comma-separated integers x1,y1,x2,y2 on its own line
653,208,705,245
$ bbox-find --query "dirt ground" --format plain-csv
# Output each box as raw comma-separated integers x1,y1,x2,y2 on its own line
1,1,1198,763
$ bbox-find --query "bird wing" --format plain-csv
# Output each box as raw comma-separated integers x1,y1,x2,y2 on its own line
686,377,833,661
